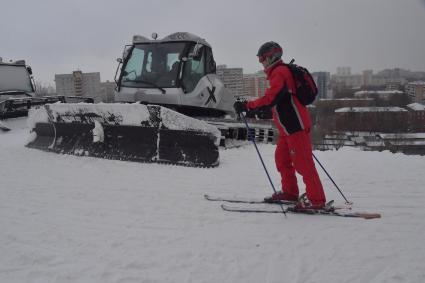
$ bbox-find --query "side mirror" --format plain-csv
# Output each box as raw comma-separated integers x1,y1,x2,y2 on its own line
122,45,132,61
26,66,33,75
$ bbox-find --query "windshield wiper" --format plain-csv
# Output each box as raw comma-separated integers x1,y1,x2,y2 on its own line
132,80,166,94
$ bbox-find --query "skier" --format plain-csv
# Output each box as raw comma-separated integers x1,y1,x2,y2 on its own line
233,41,326,209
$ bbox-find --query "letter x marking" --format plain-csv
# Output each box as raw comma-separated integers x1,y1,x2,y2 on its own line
205,86,216,105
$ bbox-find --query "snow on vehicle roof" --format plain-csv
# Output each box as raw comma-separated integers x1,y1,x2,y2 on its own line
132,32,211,47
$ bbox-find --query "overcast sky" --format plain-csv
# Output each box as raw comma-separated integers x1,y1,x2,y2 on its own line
1,0,425,85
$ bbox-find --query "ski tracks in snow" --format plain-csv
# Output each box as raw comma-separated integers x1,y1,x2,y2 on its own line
1,121,425,282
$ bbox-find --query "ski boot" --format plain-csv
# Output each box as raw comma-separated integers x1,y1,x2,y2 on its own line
264,191,298,204
293,193,333,212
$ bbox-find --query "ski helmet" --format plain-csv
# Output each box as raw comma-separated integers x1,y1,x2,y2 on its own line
257,41,283,64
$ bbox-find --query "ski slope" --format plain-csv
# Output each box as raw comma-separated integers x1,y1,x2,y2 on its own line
1,118,425,283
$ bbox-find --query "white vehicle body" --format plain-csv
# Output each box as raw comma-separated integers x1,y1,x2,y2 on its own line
114,32,236,118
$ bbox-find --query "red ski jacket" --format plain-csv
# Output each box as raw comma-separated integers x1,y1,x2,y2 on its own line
246,60,312,136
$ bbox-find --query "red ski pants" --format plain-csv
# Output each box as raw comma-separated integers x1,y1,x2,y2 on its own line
275,130,326,205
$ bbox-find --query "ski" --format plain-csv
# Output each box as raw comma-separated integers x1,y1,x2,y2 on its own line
220,203,381,219
204,194,351,210
204,194,297,205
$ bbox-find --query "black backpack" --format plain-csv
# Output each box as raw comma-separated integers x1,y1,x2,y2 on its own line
286,59,318,105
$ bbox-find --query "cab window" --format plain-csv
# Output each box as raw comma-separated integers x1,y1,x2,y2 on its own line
205,47,216,74
182,45,205,93
122,48,145,80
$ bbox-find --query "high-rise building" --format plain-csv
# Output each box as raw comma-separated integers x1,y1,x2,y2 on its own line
331,73,362,88
337,67,351,76
55,71,102,102
312,72,330,99
216,65,244,97
243,72,268,98
406,81,425,103
332,67,362,88
362,70,373,86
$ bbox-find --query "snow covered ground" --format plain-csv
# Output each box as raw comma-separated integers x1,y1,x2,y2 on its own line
1,118,425,283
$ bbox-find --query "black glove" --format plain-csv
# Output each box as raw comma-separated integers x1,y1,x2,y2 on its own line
233,101,248,114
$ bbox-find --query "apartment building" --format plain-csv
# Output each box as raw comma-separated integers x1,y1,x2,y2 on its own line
55,71,102,102
406,81,425,103
216,65,244,97
243,72,267,98
312,72,330,99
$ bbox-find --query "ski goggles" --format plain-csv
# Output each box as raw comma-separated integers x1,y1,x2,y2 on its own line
258,47,283,63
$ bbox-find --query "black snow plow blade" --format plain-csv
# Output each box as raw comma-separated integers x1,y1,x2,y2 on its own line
26,103,220,167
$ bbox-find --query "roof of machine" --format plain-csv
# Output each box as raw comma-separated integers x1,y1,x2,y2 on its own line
132,32,211,47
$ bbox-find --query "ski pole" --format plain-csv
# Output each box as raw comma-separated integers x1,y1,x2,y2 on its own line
312,153,353,205
239,112,287,216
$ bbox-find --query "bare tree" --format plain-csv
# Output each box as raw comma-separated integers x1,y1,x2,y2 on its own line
34,80,55,97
